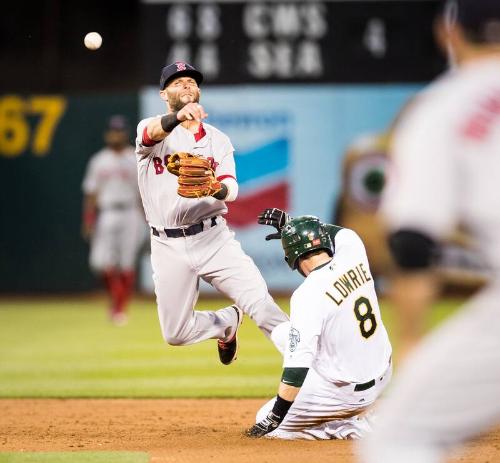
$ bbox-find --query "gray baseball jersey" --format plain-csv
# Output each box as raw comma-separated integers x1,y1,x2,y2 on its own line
136,118,234,227
82,147,145,271
135,118,288,347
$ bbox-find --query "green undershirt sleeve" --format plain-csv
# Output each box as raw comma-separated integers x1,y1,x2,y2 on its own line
281,367,309,387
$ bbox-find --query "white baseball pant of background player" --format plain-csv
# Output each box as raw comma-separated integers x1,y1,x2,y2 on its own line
82,116,146,322
135,62,289,350
89,206,144,274
256,226,392,439
359,2,500,459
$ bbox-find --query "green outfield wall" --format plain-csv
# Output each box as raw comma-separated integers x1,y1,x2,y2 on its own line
0,93,137,292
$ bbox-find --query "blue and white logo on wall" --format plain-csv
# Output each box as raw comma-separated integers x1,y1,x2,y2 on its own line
203,110,291,228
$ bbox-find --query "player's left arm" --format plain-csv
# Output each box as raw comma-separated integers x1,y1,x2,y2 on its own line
380,100,456,358
246,290,321,438
245,368,308,438
212,141,238,201
81,157,99,240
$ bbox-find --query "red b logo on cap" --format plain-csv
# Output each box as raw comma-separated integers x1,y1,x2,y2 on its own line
175,62,187,71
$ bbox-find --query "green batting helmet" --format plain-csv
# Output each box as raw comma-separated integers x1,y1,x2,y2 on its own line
281,215,333,271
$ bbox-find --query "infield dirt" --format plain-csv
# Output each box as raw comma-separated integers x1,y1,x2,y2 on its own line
1,399,499,463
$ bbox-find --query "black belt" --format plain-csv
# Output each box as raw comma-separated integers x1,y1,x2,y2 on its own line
354,379,376,392
354,356,392,392
152,216,218,238
103,204,134,211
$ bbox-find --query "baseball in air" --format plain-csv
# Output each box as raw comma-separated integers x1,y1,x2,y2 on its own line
84,32,102,50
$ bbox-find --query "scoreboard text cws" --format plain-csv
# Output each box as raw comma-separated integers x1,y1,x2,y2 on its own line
142,0,444,85
164,3,327,80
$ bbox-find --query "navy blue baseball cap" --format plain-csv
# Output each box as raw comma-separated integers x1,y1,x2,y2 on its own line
444,0,500,43
159,62,203,90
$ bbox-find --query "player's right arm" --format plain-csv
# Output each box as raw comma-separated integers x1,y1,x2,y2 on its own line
81,156,99,240
257,208,291,240
143,103,208,143
380,93,455,359
246,289,322,438
81,193,97,240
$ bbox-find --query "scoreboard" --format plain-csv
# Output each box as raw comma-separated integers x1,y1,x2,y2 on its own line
141,0,445,85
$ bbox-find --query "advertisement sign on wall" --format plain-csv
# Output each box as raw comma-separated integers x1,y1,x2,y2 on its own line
139,84,420,291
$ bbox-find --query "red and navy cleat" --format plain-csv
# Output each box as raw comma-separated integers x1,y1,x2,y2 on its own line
218,305,243,365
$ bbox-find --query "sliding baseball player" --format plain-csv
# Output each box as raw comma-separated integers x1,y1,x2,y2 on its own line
247,210,392,439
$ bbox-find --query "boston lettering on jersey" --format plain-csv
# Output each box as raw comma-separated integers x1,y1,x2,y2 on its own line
325,262,372,306
151,154,219,175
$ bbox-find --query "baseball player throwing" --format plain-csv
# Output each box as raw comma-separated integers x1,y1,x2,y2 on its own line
359,1,500,461
82,115,145,325
135,62,288,364
246,209,392,439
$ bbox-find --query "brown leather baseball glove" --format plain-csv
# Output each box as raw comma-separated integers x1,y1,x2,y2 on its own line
167,152,222,198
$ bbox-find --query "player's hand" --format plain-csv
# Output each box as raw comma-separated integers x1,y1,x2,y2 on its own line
245,412,281,438
257,208,290,241
177,103,207,123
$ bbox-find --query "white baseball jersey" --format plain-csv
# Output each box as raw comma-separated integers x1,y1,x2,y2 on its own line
257,227,392,440
284,228,392,383
135,118,235,228
82,147,140,208
382,58,500,278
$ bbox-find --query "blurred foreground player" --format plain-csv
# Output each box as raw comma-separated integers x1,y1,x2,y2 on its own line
336,128,487,360
82,115,145,325
359,1,500,461
246,211,391,440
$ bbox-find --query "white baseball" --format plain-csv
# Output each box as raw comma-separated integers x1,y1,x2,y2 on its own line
84,32,102,50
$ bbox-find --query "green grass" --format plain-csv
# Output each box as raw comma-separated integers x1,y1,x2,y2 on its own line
0,452,148,463
0,296,462,398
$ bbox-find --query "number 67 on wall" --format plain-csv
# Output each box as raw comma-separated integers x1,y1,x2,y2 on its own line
0,95,67,158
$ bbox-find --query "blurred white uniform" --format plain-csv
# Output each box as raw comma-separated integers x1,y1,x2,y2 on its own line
135,119,288,345
258,228,392,440
360,58,500,462
82,146,145,271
